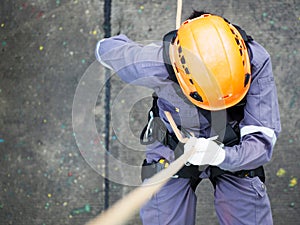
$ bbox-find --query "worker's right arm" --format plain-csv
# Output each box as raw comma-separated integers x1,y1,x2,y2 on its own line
95,34,168,89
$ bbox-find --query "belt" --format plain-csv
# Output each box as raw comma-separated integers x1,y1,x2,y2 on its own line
209,165,265,188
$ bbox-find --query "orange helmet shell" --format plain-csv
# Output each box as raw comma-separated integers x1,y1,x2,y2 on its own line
169,14,251,110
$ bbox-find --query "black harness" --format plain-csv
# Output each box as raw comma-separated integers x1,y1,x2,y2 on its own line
140,25,265,189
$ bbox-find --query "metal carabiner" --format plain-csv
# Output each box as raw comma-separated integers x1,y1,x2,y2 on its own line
144,111,154,139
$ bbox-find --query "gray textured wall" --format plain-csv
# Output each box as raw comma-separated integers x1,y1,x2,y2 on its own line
0,0,299,224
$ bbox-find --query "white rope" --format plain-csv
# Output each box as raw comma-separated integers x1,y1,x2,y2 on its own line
176,0,183,29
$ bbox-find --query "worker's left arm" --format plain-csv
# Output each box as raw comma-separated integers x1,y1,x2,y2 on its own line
218,41,281,171
185,41,281,171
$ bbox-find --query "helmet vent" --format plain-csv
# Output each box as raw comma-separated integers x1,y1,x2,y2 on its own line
189,79,193,84
184,67,190,74
190,92,203,102
177,44,190,75
180,55,186,64
244,73,250,87
239,49,243,56
178,45,182,54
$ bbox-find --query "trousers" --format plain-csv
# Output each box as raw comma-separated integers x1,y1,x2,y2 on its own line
140,174,273,225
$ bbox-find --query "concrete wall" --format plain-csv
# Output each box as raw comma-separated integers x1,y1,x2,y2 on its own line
0,0,299,224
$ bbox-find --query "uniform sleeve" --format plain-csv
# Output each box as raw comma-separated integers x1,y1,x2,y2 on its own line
95,34,168,89
219,41,281,172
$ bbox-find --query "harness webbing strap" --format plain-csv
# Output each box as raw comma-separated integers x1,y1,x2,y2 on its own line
139,93,265,186
209,166,265,188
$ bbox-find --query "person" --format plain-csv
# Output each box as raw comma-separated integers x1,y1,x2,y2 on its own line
95,10,281,225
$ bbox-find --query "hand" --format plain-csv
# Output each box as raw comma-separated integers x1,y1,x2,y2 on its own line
184,137,225,166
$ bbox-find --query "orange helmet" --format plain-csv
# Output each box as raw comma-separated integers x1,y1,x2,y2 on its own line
169,14,251,110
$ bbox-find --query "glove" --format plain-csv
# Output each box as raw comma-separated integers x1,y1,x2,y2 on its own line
184,137,225,166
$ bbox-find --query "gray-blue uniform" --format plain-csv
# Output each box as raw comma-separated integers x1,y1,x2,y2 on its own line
95,33,281,225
